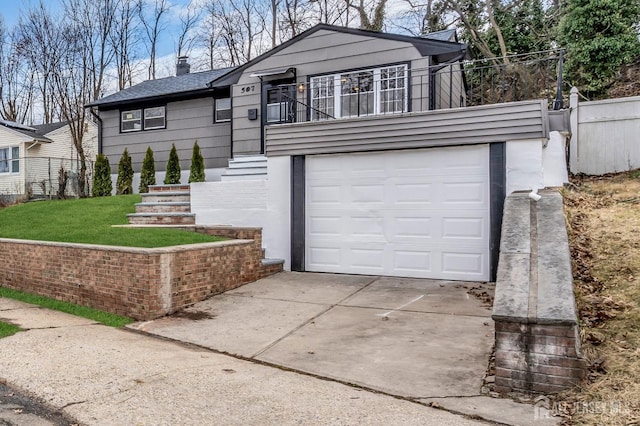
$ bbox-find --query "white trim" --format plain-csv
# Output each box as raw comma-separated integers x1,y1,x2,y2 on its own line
310,64,408,120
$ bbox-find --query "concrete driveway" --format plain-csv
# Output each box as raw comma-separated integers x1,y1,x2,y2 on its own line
131,272,495,400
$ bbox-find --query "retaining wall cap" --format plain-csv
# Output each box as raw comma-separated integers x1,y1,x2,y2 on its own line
492,189,578,326
536,190,578,324
492,253,530,322
0,238,253,254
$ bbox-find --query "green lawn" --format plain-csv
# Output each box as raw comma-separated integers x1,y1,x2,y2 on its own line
0,321,21,338
0,287,132,327
0,195,223,248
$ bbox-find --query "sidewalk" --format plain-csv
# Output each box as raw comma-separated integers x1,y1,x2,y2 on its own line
0,297,490,426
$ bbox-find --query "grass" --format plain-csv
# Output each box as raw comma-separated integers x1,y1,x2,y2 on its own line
0,287,133,327
0,321,21,338
561,171,640,425
0,195,223,248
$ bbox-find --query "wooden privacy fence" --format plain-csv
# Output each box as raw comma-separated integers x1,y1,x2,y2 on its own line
569,88,640,175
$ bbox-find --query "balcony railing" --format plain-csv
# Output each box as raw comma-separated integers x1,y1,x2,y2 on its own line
265,50,564,125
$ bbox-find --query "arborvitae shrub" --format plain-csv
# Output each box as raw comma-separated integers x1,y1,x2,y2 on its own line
188,140,205,183
92,154,112,197
164,144,181,184
116,148,133,195
139,146,156,193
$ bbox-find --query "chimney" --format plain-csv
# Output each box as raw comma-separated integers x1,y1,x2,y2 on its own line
176,56,190,76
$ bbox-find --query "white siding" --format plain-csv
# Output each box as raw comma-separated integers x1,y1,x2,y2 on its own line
0,127,29,195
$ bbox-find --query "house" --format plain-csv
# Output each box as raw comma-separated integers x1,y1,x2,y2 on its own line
87,24,468,182
88,24,569,282
0,120,98,199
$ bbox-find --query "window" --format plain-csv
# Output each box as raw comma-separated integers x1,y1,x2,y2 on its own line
121,106,165,132
121,109,141,132
266,102,288,122
310,64,408,120
215,98,231,122
310,76,334,121
0,146,19,174
144,106,166,129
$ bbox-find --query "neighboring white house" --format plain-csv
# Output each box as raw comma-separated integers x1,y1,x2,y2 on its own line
0,120,98,199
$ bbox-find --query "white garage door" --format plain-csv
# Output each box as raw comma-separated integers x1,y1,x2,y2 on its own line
305,145,490,281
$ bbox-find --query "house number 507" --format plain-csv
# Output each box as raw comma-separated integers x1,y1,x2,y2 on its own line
241,85,255,93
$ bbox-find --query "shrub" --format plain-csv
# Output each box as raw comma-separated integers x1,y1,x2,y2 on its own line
164,144,181,184
139,147,156,193
188,140,205,183
116,148,134,195
92,154,112,197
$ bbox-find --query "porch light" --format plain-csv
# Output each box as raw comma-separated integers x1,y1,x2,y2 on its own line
297,83,305,93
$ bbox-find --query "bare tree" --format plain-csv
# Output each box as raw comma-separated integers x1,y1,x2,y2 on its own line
396,0,451,35
63,0,117,101
0,19,35,123
349,0,388,30
138,0,170,80
201,0,269,66
111,0,140,89
17,2,64,124
52,20,92,197
176,0,201,58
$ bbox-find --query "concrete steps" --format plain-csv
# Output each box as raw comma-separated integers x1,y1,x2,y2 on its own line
220,155,267,181
128,184,195,225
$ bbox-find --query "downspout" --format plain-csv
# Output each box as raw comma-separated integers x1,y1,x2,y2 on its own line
89,107,103,154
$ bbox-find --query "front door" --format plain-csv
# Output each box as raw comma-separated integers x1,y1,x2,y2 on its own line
263,82,297,125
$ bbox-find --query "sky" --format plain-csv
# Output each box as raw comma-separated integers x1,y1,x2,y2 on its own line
0,0,194,60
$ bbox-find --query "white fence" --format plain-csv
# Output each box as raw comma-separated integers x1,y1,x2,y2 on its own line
570,89,640,175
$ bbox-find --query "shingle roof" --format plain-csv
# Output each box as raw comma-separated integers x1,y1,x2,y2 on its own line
87,67,235,109
0,120,54,143
210,24,468,87
31,122,69,135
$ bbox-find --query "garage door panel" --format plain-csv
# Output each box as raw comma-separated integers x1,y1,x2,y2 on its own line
441,216,485,239
308,215,343,237
307,247,341,268
393,249,433,275
390,215,433,239
350,184,385,203
350,216,385,238
308,184,342,205
306,146,490,281
441,252,486,276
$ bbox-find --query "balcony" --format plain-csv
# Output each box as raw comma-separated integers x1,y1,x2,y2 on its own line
264,50,565,126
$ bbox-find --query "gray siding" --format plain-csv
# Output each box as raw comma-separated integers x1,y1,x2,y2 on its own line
101,97,231,172
232,28,431,156
266,100,548,156
435,64,465,109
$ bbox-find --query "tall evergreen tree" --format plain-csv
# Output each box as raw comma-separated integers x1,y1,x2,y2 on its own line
139,147,156,193
559,0,640,97
188,140,205,183
164,144,181,184
92,154,112,197
116,148,133,195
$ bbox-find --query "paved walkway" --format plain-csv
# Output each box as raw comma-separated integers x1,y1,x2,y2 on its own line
0,272,560,425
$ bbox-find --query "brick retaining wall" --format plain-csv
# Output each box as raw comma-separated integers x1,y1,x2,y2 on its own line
0,226,282,320
493,190,586,394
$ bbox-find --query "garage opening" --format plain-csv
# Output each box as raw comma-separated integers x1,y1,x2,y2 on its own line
304,145,491,281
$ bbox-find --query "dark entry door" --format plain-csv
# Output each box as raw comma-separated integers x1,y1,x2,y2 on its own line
263,82,297,125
